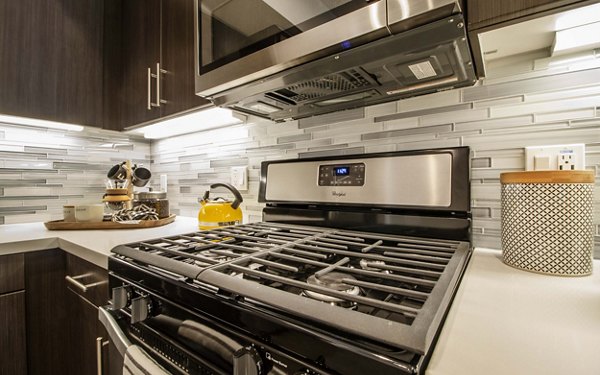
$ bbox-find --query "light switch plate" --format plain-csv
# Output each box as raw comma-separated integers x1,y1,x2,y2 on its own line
525,144,585,171
230,166,248,191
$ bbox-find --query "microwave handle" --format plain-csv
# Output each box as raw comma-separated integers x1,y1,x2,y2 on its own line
98,306,132,357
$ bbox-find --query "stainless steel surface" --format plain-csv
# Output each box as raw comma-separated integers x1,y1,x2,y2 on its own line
194,0,387,97
96,337,103,375
387,0,460,26
155,63,160,107
264,154,453,207
111,286,131,310
65,274,104,292
147,68,152,110
210,13,475,122
151,63,168,107
130,296,149,324
149,63,165,108
99,306,132,357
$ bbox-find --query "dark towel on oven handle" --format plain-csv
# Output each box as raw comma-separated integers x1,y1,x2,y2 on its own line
177,319,244,366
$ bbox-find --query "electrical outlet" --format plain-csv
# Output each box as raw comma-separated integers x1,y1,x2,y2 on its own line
525,144,585,171
230,166,248,191
558,153,575,170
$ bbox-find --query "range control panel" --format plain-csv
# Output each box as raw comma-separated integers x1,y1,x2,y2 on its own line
318,163,365,186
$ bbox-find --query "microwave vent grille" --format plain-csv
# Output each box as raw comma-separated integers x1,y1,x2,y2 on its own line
270,69,376,104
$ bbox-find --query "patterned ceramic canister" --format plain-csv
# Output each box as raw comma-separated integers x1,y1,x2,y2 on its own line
500,171,595,276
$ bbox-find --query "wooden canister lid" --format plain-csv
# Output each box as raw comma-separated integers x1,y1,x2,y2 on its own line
500,170,595,184
105,188,128,195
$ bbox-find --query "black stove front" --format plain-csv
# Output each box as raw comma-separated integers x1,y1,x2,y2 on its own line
104,147,472,375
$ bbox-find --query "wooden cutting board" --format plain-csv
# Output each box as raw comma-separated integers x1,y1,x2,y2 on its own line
44,214,176,230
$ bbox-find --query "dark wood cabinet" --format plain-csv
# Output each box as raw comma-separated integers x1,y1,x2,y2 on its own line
64,253,114,375
117,0,211,129
0,253,24,294
0,291,27,375
118,0,162,128
65,289,105,375
6,249,116,375
0,253,27,375
0,0,105,128
161,0,210,117
466,0,594,29
24,250,68,375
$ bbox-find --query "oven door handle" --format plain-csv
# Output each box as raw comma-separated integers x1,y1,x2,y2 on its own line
178,320,263,375
98,306,132,357
178,319,243,362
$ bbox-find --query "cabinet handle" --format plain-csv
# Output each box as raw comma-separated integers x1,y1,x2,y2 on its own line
65,274,105,292
147,67,152,110
96,337,109,375
156,62,161,107
153,63,168,107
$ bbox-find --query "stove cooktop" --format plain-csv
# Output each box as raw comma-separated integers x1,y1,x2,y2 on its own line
112,221,470,353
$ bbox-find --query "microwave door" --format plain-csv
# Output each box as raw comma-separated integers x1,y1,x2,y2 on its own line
194,0,388,97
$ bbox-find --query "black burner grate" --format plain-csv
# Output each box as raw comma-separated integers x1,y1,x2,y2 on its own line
112,221,469,353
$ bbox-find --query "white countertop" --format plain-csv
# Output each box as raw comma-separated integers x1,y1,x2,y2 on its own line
428,248,600,375
0,216,200,268
1,221,598,374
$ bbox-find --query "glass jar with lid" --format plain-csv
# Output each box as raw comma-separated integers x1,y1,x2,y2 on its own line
133,191,170,218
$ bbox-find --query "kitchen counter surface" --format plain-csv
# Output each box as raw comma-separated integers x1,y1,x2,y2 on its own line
1,220,598,374
0,216,200,268
428,247,600,375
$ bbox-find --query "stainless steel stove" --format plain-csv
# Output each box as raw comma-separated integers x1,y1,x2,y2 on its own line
103,147,471,375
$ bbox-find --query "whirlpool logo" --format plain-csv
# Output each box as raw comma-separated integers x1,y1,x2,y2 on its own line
332,191,346,197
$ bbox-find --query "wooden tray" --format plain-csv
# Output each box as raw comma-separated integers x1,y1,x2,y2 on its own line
44,214,176,230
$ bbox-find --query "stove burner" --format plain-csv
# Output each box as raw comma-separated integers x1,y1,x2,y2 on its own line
359,259,388,272
303,272,360,306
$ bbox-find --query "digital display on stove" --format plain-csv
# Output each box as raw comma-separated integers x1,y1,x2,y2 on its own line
319,163,365,186
334,167,349,176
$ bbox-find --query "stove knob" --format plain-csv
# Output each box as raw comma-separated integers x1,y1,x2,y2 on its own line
111,285,131,310
130,296,151,324
233,347,263,375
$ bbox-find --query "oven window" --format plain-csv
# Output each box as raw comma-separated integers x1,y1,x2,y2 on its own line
198,0,377,74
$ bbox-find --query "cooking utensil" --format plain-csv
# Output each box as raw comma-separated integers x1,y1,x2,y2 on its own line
198,183,243,230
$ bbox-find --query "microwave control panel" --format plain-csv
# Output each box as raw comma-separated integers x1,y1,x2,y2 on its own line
318,163,365,186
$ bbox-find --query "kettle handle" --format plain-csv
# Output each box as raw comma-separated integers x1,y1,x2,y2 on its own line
204,183,244,210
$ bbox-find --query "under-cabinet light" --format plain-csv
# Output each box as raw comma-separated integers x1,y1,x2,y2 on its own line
138,108,244,139
0,114,84,131
547,49,599,67
552,22,600,56
554,3,600,31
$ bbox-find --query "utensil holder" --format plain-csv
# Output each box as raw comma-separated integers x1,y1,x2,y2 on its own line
500,171,595,276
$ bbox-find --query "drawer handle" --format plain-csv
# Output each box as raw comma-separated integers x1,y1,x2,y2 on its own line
65,274,104,292
96,337,109,375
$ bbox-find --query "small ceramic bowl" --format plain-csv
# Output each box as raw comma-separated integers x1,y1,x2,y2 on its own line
74,204,105,222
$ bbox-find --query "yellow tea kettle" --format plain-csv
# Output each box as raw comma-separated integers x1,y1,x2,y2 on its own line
198,183,243,230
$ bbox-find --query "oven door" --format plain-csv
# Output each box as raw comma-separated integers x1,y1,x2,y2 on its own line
194,0,387,97
99,306,250,375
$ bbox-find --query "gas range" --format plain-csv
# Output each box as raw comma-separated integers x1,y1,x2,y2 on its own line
104,147,472,375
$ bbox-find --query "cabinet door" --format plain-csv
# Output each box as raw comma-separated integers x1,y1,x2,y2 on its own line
0,253,24,294
467,0,591,29
0,0,104,127
24,250,68,375
161,0,211,117
119,0,162,128
0,291,27,375
65,290,101,375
